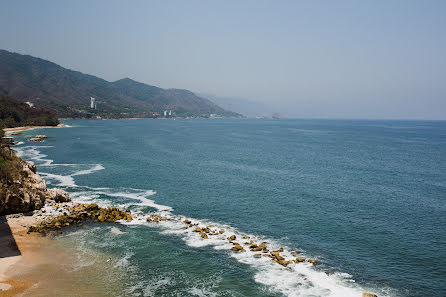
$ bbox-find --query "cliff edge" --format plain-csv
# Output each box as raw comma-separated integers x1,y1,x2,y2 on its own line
0,146,69,215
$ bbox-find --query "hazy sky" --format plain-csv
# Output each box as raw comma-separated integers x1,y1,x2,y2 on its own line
1,0,445,119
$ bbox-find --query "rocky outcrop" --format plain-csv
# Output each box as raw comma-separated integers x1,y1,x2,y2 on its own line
28,135,48,142
28,203,133,234
0,148,71,215
46,189,71,202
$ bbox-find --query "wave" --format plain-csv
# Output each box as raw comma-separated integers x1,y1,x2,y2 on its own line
16,145,55,166
16,144,393,297
122,212,391,297
71,164,105,176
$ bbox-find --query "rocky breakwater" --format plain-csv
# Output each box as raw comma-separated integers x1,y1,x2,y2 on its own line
28,202,133,234
0,146,71,215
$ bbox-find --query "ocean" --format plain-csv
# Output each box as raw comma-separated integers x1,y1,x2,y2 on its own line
14,118,446,297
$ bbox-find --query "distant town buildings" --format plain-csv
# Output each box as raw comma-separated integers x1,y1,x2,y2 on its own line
163,110,174,117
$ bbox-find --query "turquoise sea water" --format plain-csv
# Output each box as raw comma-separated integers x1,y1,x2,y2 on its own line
14,119,446,297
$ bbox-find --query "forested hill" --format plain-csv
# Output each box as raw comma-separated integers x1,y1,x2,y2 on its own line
0,49,241,118
0,94,59,129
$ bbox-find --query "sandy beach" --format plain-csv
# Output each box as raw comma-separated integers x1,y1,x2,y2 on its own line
0,207,127,296
3,124,66,135
0,214,43,296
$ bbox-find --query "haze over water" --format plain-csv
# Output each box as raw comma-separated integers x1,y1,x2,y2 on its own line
14,119,446,297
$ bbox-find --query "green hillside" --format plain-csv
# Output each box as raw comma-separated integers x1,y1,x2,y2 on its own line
0,49,241,118
0,94,59,128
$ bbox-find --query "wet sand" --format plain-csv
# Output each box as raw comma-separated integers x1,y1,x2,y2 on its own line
0,214,44,296
0,213,128,297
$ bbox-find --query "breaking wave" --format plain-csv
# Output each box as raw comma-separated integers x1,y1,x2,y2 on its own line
15,144,394,297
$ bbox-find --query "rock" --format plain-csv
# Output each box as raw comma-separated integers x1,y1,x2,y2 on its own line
201,232,208,239
25,161,37,174
293,258,305,263
219,229,225,234
362,294,377,297
308,259,318,264
228,234,236,240
291,250,302,255
193,227,202,232
231,244,245,252
28,203,134,234
184,219,191,224
270,251,285,261
1,156,50,215
278,260,291,267
46,189,71,202
28,137,43,142
250,242,268,252
28,135,48,142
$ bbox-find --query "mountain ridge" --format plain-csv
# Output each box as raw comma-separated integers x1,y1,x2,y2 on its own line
0,49,241,118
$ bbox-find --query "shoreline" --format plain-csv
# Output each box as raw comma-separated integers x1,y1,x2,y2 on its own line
0,128,383,297
0,201,134,295
0,214,42,295
3,124,66,135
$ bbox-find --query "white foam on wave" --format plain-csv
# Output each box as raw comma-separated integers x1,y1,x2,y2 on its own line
110,226,126,235
188,287,218,297
127,212,393,297
18,143,391,297
113,252,135,271
16,145,54,166
15,146,104,186
104,190,172,211
71,164,105,176
16,145,170,212
39,164,105,188
67,187,172,212
40,172,76,187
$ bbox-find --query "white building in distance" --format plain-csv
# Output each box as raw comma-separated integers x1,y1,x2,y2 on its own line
90,97,96,109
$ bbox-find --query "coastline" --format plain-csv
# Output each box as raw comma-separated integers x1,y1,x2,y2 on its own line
0,214,42,295
0,123,386,297
3,124,66,135
0,202,134,296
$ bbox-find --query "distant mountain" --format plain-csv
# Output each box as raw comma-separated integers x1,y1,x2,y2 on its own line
200,93,274,118
0,49,241,118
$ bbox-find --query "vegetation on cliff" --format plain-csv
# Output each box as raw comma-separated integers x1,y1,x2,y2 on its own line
0,94,59,127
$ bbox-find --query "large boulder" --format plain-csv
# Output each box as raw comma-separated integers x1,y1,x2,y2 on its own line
0,155,50,215
1,183,46,214
25,161,37,174
46,189,71,202
231,244,245,252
